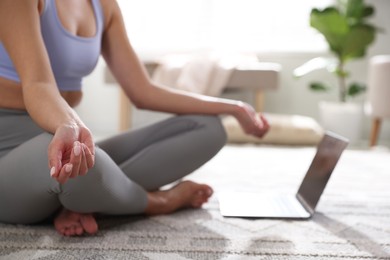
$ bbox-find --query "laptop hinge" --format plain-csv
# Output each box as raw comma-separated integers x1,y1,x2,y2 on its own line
296,194,315,215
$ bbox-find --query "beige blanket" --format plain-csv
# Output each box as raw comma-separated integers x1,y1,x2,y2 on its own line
152,52,258,96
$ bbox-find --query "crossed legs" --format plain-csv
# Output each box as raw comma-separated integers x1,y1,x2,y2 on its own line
0,115,226,236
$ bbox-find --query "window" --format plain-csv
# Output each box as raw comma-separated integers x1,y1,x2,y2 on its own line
117,0,334,55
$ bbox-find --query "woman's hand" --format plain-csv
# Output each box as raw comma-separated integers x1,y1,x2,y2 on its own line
233,102,270,138
48,124,95,184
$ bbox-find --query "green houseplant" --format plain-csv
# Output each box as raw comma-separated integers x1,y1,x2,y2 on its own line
293,0,381,143
294,0,379,102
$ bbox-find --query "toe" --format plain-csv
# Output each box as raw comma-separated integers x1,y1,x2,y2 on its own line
69,226,77,236
75,226,84,236
80,215,98,234
58,228,66,236
64,228,72,236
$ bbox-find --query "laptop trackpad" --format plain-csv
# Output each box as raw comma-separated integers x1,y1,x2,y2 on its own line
218,192,311,219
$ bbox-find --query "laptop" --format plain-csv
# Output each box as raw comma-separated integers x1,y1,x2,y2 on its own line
218,131,349,219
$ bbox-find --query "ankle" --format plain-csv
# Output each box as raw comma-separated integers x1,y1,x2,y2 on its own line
145,191,170,215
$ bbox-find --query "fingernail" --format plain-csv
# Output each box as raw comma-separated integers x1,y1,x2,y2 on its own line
74,145,81,156
50,167,56,177
65,164,73,173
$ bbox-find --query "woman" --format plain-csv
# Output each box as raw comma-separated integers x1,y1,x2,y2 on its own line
0,0,269,236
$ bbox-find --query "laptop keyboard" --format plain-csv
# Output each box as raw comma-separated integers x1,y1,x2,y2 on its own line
218,191,311,218
272,195,308,216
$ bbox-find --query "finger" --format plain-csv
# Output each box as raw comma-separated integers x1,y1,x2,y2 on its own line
255,114,269,131
252,120,268,138
56,163,73,184
261,117,270,135
49,163,59,179
80,130,95,157
82,143,95,170
50,166,57,178
69,142,82,178
84,137,95,157
260,114,270,128
48,146,63,178
77,145,88,176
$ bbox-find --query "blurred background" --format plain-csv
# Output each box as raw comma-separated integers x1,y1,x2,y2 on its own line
76,0,390,147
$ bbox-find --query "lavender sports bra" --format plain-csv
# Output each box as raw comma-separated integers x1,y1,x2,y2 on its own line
0,0,104,91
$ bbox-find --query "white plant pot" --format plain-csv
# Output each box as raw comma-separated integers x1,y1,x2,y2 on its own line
318,101,363,144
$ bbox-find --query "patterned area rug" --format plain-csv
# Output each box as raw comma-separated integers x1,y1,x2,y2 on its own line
0,145,389,260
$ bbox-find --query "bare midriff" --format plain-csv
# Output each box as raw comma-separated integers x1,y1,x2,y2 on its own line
0,77,82,110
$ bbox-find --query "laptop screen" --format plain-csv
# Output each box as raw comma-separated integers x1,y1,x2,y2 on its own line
297,132,349,211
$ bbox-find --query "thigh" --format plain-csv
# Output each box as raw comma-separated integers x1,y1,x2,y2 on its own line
58,147,148,215
0,133,61,224
96,115,192,164
98,115,227,190
97,115,226,165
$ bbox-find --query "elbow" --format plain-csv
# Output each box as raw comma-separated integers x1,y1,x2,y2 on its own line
127,84,153,110
131,97,147,110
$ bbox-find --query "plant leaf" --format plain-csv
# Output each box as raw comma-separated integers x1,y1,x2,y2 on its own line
310,82,330,92
362,6,375,18
310,3,378,62
346,0,365,21
342,24,376,60
348,82,366,97
310,8,349,55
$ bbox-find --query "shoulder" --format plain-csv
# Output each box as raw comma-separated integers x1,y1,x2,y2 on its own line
0,0,40,14
0,0,40,11
0,0,41,38
99,0,123,31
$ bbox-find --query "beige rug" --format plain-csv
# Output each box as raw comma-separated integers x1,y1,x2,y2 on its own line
0,145,389,260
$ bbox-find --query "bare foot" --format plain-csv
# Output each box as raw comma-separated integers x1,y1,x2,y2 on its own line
54,208,98,236
145,180,213,215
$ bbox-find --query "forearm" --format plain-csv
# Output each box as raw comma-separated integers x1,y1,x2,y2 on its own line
134,83,269,138
23,82,83,133
135,83,243,117
22,82,96,184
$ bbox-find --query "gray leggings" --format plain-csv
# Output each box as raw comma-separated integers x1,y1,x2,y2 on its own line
0,108,226,224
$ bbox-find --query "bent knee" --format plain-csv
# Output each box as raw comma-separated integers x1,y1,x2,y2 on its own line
192,115,227,149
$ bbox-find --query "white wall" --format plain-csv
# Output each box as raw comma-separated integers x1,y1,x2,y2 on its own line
76,0,390,145
76,62,120,139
